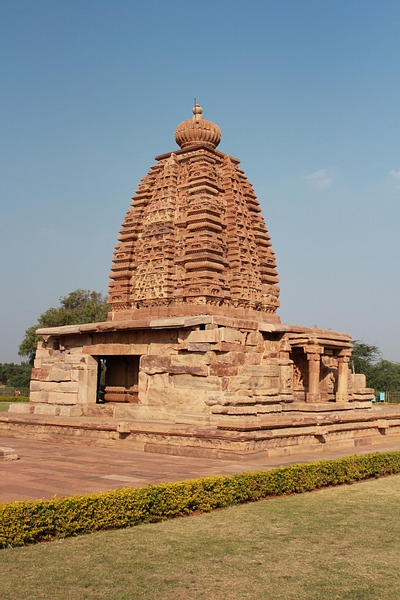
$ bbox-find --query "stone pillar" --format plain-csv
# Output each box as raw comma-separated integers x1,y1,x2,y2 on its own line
278,339,294,402
304,345,323,403
336,349,351,403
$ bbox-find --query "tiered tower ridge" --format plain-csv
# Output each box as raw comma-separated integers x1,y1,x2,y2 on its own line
109,105,280,322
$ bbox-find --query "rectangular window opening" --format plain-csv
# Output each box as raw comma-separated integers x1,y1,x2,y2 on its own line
97,355,140,404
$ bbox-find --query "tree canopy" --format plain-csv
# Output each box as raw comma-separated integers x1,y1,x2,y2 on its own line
0,362,32,388
19,289,111,362
351,341,400,393
350,341,381,376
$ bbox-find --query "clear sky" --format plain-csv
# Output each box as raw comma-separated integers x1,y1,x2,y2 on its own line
1,0,399,363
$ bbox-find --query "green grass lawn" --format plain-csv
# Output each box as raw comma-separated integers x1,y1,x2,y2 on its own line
0,402,11,412
2,475,400,600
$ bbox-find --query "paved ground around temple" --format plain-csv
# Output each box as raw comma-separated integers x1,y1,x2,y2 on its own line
2,435,400,502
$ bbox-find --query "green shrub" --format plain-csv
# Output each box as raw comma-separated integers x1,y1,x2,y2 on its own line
2,451,400,548
0,397,29,403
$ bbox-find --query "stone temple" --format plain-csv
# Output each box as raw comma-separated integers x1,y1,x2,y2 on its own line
3,105,400,459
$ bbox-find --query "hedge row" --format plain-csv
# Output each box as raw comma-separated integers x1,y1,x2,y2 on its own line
2,451,400,548
0,397,29,403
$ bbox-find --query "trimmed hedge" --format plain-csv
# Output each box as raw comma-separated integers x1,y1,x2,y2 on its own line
0,397,29,403
2,451,400,548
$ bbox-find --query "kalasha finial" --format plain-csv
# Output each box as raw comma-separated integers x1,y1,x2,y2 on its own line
175,104,221,150
192,104,203,120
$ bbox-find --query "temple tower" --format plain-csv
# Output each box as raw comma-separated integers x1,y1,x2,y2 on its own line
108,105,280,322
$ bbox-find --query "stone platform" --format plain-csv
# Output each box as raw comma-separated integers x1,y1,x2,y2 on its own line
2,403,400,461
2,434,400,503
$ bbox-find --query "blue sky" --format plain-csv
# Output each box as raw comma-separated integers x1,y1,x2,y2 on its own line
1,0,399,363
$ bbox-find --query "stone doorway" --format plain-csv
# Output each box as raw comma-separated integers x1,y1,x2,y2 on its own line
97,356,140,403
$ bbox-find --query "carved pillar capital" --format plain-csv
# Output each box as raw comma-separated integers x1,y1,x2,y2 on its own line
306,352,322,362
338,348,352,363
303,344,324,359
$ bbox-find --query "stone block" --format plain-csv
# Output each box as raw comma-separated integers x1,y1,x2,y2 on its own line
113,404,142,419
243,353,262,365
255,392,280,402
47,392,78,405
138,371,150,396
169,364,209,377
65,346,86,355
227,396,257,405
239,365,280,377
49,369,72,382
39,381,79,393
215,352,246,366
209,364,238,377
228,376,273,393
247,345,266,354
144,386,209,412
246,331,264,346
174,413,212,425
205,394,252,407
171,351,216,366
64,353,85,364
29,390,49,403
226,406,258,415
59,406,83,416
34,404,61,415
0,447,18,461
350,374,367,389
210,405,229,414
8,403,35,414
31,368,51,381
170,373,221,391
253,381,279,394
187,342,211,352
186,329,218,343
149,317,186,328
218,328,243,344
77,360,98,404
213,316,259,330
204,394,225,406
35,348,54,359
263,352,278,359
140,387,169,406
140,355,171,374
71,369,82,381
147,373,170,388
83,343,149,356
148,342,178,356
256,404,282,413
214,342,247,353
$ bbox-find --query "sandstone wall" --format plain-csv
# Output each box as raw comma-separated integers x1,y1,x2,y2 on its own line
12,323,373,423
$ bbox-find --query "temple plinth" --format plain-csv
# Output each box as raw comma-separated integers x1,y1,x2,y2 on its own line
3,105,400,460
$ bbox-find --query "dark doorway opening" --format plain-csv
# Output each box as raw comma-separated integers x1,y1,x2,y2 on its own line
97,355,140,403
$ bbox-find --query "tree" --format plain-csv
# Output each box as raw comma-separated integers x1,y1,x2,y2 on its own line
350,341,381,376
351,341,400,393
367,360,400,393
19,289,111,362
0,362,32,388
